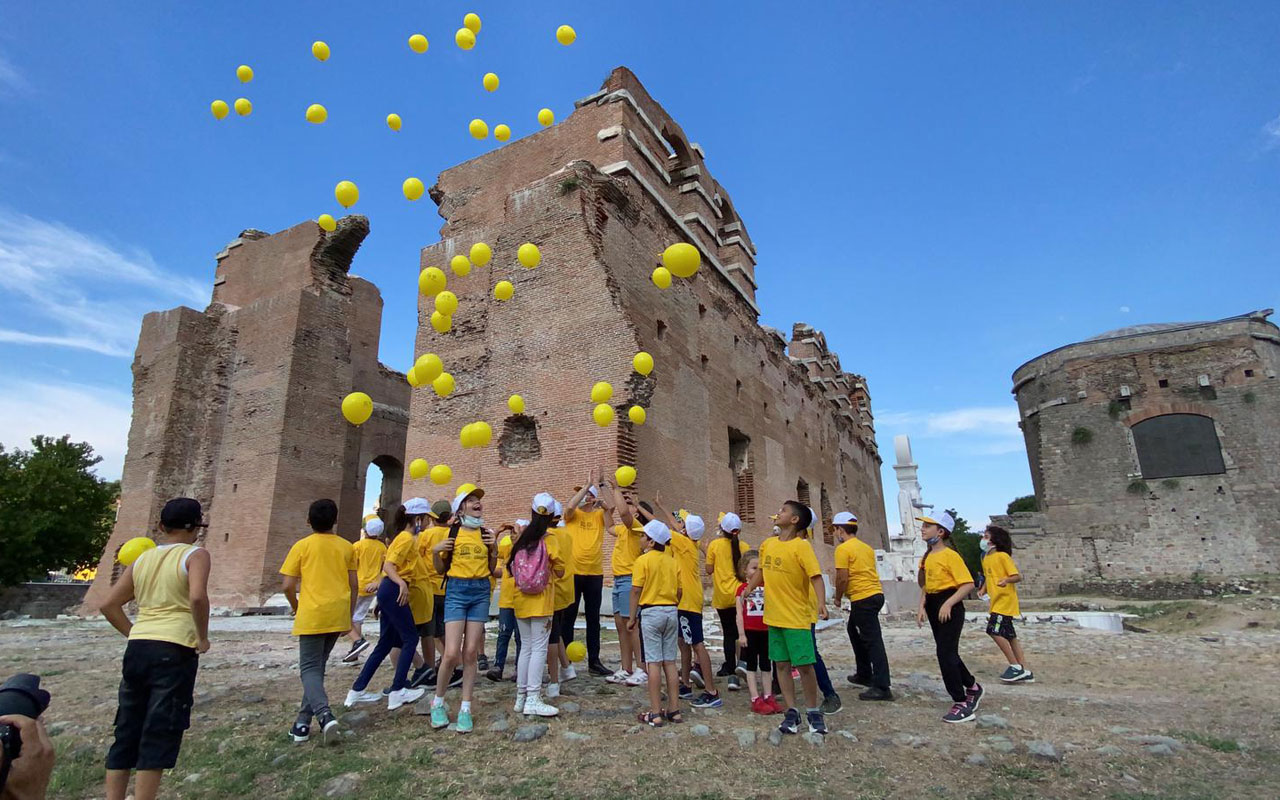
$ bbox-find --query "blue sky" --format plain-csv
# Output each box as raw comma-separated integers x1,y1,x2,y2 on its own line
1,2,1277,531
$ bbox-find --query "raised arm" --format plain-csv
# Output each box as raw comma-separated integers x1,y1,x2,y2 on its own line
562,469,595,523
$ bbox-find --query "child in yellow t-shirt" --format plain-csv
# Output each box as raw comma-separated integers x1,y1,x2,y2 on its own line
279,499,357,744
341,516,386,664
915,511,981,724
980,525,1033,684
487,522,523,682
628,520,682,726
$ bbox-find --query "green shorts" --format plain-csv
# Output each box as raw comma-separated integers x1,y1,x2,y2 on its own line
767,626,815,667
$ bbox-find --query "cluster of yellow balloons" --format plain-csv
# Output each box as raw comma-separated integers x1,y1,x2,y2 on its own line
341,392,374,426
210,66,254,119
460,421,493,448
652,243,701,288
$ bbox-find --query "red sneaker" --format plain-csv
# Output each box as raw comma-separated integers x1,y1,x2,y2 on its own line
750,697,766,714
765,696,785,714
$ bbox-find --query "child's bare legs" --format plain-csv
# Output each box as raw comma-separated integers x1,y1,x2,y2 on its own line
615,613,633,672
797,664,818,709
777,659,796,708
460,620,485,702
105,769,130,800
546,642,560,684
558,640,569,669
989,633,1017,665
420,634,435,670
645,661,664,715
631,625,644,672
744,667,760,698
693,643,718,693
662,661,681,715
678,640,692,684
1009,637,1028,669
347,623,363,644
434,621,466,702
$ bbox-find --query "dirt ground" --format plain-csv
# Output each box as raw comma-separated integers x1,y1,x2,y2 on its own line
5,594,1279,800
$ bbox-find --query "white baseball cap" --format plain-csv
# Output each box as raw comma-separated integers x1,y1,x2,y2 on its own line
515,519,530,528
719,512,742,533
450,486,485,515
532,492,556,515
832,511,858,526
916,511,955,533
807,507,818,532
643,519,671,545
404,497,430,515
684,514,705,541
364,517,385,536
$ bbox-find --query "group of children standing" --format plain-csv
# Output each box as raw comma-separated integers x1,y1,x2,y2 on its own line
94,488,1034,798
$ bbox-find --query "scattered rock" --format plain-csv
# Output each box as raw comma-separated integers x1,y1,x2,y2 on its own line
735,729,756,749
965,753,989,766
659,731,677,740
413,700,434,716
625,725,642,735
1108,726,1135,734
1026,741,1060,762
837,731,857,742
271,754,289,766
1095,745,1124,758
986,737,1016,754
559,701,581,714
183,773,202,784
46,721,74,736
872,737,894,747
320,772,362,798
513,723,549,743
1126,735,1185,751
0,611,18,621
342,711,371,730
691,724,711,737
767,728,783,747
803,732,826,747
487,718,511,733
977,714,1009,730
561,730,591,742
241,693,265,704
217,739,233,754
894,733,929,748
1145,744,1175,757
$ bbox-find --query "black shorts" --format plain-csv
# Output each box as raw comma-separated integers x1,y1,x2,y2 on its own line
106,639,199,771
549,608,564,645
431,594,447,638
986,613,1017,640
741,628,771,672
678,610,704,646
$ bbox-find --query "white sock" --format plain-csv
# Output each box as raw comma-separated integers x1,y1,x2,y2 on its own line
460,701,471,713
431,695,444,708
1010,663,1022,671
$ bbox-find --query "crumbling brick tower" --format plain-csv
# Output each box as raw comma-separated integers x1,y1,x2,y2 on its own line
83,217,409,610
406,67,885,569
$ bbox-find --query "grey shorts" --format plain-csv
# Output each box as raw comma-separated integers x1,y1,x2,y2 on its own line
640,605,678,663
352,595,375,624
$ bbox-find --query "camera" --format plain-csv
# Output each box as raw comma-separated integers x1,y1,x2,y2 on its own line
0,674,50,791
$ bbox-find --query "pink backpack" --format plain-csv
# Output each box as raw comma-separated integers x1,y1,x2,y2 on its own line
512,540,551,595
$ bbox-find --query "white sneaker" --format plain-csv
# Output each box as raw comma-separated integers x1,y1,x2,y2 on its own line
625,669,648,686
344,689,382,708
513,691,526,714
523,694,559,717
606,669,630,684
546,682,560,698
387,686,426,710
562,665,578,682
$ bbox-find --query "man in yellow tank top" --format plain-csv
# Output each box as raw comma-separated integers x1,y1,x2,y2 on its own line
98,497,211,800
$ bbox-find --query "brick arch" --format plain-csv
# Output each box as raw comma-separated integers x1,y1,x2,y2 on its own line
1123,401,1216,427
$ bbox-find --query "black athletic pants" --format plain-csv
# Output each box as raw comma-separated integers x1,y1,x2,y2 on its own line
716,606,739,671
563,574,603,663
925,591,974,702
846,593,891,690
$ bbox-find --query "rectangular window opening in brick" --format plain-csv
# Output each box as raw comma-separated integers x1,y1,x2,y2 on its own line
656,320,667,340
1244,369,1254,377
729,427,755,524
796,477,811,508
498,415,543,466
1158,379,1169,388
819,484,834,546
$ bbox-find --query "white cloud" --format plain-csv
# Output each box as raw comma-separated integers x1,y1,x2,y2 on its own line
0,210,206,358
0,53,27,95
0,379,132,479
1119,305,1131,313
1265,113,1280,150
877,405,1024,457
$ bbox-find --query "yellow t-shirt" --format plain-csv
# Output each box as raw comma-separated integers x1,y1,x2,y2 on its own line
668,531,703,613
280,533,356,636
386,531,426,583
632,549,679,606
554,529,577,609
922,547,974,593
352,538,387,597
419,526,449,594
982,551,1021,617
759,535,821,630
705,536,745,609
611,521,645,577
447,527,493,580
497,535,516,609
512,533,565,619
564,508,606,576
834,536,881,602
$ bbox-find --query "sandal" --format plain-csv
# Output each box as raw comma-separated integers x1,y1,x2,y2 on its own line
664,709,684,724
637,711,664,727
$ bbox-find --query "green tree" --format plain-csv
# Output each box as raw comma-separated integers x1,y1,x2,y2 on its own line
1006,494,1038,514
0,436,118,587
947,508,984,581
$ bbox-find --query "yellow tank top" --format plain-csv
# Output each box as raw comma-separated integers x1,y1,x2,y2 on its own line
130,543,199,649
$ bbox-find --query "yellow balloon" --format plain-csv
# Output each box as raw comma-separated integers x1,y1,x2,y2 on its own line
118,536,156,566
435,291,459,316
450,255,472,276
456,28,476,50
210,100,229,119
403,177,425,201
494,124,511,142
508,394,525,414
662,243,701,279
236,64,254,83
430,464,453,485
317,214,337,232
312,41,330,61
483,72,499,92
464,13,482,33
342,391,374,426
406,366,421,387
615,466,637,488
414,353,443,383
409,34,429,53
651,266,672,289
628,405,647,425
593,403,615,427
474,421,492,446
590,381,613,403
460,423,477,449
234,98,252,116
431,311,452,334
556,25,577,46
335,180,359,208
537,108,554,127
469,118,489,139
387,113,402,131
517,243,541,268
306,103,327,124
469,242,492,266
409,458,430,480
433,372,456,397
418,267,447,297
633,351,654,375
493,280,514,301
566,641,586,662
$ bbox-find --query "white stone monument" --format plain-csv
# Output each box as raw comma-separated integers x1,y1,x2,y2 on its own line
875,435,928,612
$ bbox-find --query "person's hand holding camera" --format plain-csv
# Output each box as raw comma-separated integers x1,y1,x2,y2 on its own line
0,715,54,800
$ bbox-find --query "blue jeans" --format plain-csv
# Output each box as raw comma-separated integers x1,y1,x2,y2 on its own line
352,578,419,692
494,607,521,669
443,577,491,623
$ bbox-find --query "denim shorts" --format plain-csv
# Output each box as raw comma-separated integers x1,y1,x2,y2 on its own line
443,577,491,623
611,575,633,617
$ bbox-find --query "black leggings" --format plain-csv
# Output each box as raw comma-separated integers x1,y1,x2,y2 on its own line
716,606,739,669
925,592,974,703
563,574,603,663
846,593,891,690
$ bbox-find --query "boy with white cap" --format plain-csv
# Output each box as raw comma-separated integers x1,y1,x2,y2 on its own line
832,511,893,701
655,501,722,709
342,516,386,664
628,519,683,726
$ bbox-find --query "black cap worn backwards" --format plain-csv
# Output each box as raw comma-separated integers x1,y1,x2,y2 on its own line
160,498,206,530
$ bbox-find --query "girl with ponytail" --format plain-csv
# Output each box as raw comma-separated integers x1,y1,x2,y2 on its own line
705,512,746,686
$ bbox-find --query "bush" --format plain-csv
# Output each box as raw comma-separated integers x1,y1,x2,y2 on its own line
1071,426,1094,445
1007,494,1038,514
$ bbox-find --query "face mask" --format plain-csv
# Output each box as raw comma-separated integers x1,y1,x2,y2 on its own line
979,538,991,554
461,514,484,528
925,536,941,548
